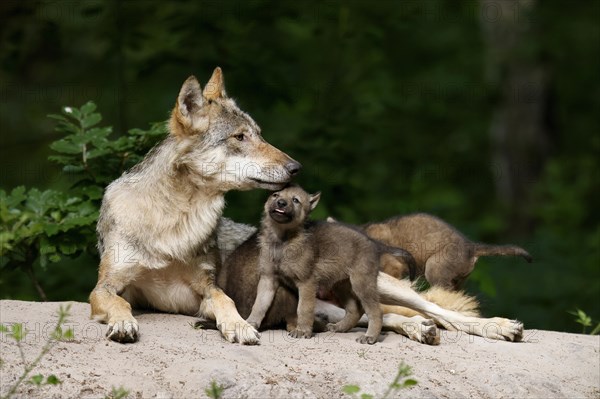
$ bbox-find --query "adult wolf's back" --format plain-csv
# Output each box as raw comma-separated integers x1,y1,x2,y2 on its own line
90,67,301,344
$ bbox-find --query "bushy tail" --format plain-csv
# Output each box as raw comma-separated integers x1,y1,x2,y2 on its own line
421,286,480,317
472,243,533,263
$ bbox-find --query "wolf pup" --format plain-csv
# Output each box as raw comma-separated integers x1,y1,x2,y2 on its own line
343,213,532,290
89,67,301,344
246,185,416,344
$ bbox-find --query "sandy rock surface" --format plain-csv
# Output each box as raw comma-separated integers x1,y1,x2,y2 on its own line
1,300,598,398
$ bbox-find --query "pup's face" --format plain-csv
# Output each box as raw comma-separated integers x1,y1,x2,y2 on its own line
265,185,320,226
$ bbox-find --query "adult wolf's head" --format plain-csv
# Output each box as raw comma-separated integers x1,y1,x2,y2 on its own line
169,67,301,191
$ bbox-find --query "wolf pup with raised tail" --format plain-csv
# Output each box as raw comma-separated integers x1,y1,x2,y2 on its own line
89,67,301,344
356,213,533,290
246,185,416,344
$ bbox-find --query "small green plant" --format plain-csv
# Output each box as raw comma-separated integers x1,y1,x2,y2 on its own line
0,102,165,300
205,379,225,399
105,386,130,399
569,308,600,335
357,348,370,359
342,361,417,399
0,304,73,399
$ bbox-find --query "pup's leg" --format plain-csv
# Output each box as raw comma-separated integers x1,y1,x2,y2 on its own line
425,255,471,290
378,272,523,341
325,292,362,333
289,280,317,339
89,258,140,343
349,272,382,345
315,300,439,344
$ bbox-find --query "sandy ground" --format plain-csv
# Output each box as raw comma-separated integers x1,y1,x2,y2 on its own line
1,300,598,399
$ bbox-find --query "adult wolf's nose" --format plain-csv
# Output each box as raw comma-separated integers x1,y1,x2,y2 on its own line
285,161,302,176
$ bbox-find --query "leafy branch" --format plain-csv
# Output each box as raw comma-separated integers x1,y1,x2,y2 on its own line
0,304,73,399
569,308,600,335
342,361,417,399
0,102,165,300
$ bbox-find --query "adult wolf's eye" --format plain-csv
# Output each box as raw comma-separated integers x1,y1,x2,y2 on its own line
292,197,300,204
234,133,246,141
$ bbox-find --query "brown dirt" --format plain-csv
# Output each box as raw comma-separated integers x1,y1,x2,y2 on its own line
1,300,598,398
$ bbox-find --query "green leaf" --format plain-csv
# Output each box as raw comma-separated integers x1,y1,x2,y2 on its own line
45,375,61,385
10,323,26,342
82,113,102,129
360,394,373,399
342,385,361,394
30,374,44,386
0,324,8,333
80,101,97,115
63,106,80,118
62,328,74,340
50,140,81,155
47,113,69,122
63,165,86,173
403,379,418,387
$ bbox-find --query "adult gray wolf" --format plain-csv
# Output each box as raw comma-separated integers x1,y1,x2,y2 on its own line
246,185,416,344
333,213,532,290
89,67,301,344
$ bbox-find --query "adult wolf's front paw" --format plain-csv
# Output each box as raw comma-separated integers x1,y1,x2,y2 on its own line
106,316,139,343
289,327,312,339
218,317,260,345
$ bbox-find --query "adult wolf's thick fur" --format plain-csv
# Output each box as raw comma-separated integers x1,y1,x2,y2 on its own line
89,68,301,344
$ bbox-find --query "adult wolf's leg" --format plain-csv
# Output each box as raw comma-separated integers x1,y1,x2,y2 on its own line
89,258,140,343
377,273,523,341
191,263,260,345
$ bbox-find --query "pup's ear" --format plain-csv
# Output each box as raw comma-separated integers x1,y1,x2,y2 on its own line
309,192,321,211
177,76,204,117
203,67,227,100
326,216,337,223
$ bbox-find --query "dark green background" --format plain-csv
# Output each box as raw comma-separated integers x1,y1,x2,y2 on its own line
1,0,598,333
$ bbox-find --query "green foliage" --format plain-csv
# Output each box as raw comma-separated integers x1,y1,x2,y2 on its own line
106,386,130,399
343,362,417,399
569,309,600,335
0,102,165,300
0,305,72,399
205,380,224,399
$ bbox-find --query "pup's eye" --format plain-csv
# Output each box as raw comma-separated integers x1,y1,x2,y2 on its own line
233,133,246,141
292,197,300,204
272,193,279,198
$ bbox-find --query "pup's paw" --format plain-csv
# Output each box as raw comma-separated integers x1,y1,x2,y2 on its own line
484,318,524,342
356,334,377,345
326,322,344,332
106,316,139,343
289,327,312,339
218,317,261,345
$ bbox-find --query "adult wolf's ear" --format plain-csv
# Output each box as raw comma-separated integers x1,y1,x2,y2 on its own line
171,75,211,137
177,76,204,117
203,67,227,100
309,192,321,211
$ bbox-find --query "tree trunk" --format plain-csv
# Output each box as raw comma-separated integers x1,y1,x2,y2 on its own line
480,0,550,232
